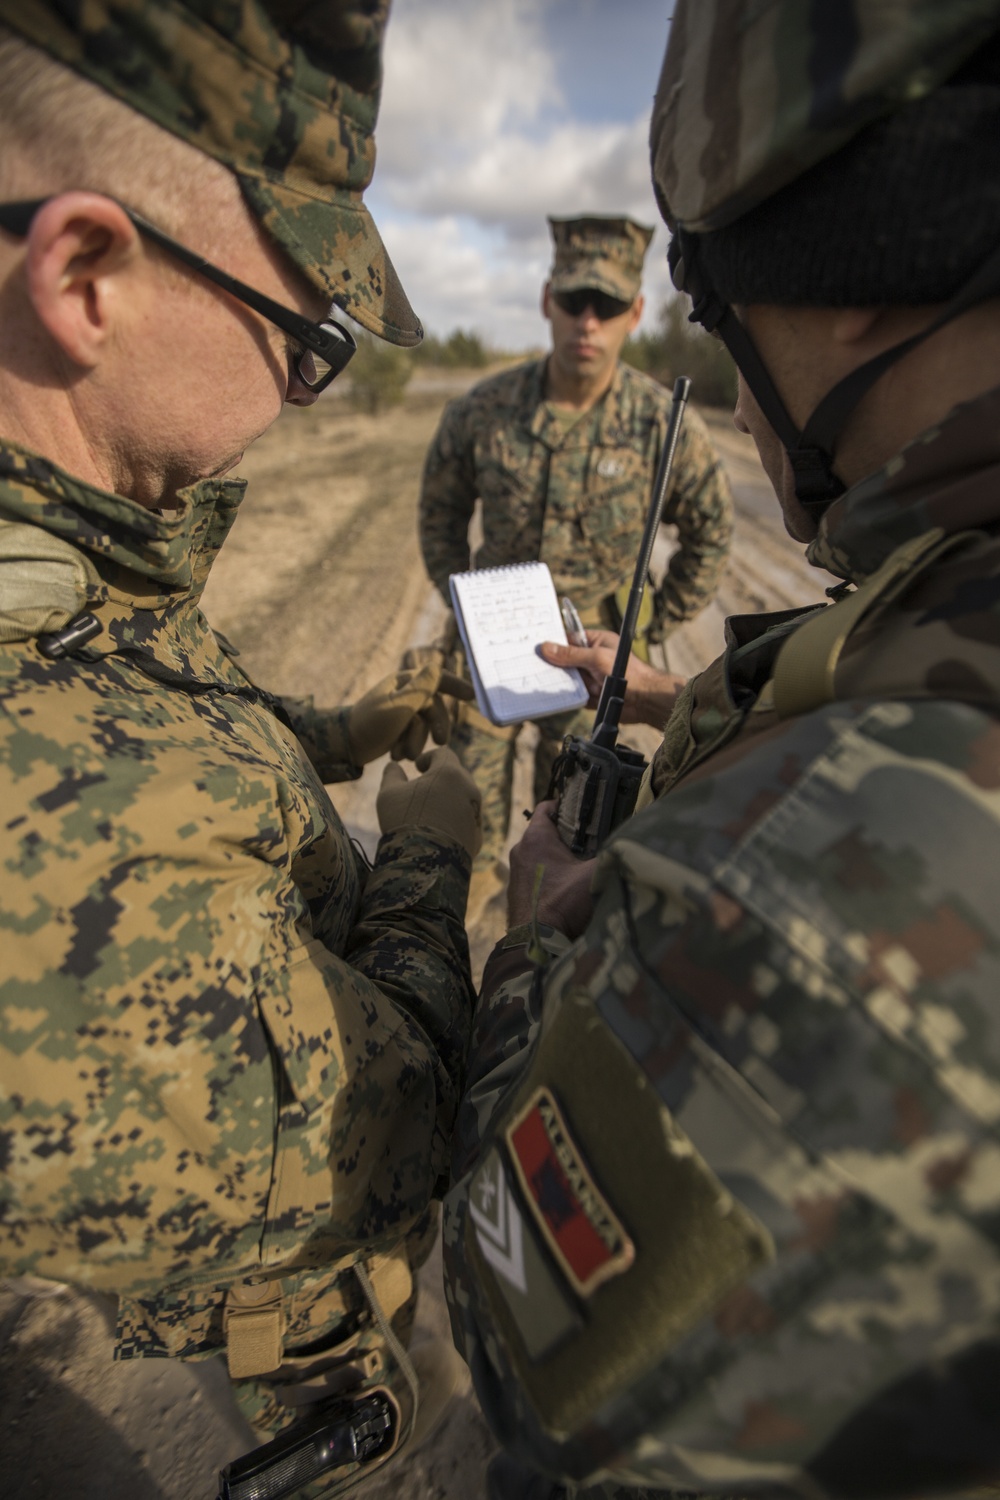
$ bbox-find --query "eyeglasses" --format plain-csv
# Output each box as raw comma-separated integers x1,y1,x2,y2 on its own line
552,288,633,321
0,198,357,393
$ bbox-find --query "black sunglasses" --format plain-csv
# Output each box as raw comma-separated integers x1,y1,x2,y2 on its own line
552,287,633,321
0,198,357,393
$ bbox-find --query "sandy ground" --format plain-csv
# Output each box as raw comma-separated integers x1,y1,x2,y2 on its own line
0,377,838,1500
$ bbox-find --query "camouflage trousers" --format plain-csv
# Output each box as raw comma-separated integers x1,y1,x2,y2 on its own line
451,705,594,873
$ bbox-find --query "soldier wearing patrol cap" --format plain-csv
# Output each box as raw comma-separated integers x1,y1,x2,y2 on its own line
0,0,484,1484
444,3,1000,1498
419,213,733,923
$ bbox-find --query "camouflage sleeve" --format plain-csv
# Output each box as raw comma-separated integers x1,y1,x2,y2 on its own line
450,924,573,1184
443,698,1000,1493
419,397,479,602
213,629,363,784
278,696,361,783
656,406,734,625
345,824,477,1191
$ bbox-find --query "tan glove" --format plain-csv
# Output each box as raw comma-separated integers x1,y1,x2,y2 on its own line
377,746,483,859
346,661,473,765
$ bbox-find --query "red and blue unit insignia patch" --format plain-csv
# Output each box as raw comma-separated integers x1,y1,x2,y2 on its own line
506,1086,634,1298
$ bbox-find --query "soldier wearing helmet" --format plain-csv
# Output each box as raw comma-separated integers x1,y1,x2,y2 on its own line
444,4,1000,1497
0,0,482,1482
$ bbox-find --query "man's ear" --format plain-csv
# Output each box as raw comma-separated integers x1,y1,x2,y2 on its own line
24,193,143,370
627,292,644,334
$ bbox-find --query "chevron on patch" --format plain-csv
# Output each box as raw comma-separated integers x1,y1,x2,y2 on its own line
506,1087,634,1298
470,1150,526,1293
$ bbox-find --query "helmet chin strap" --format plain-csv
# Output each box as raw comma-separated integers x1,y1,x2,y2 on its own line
670,233,1000,519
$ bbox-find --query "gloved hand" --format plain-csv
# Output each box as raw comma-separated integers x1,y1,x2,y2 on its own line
377,746,483,859
346,661,473,765
400,643,447,672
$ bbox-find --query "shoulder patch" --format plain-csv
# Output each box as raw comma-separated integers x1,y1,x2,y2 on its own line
506,1087,634,1297
467,1147,583,1361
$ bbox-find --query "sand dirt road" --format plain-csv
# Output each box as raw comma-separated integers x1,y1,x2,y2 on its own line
0,379,837,1500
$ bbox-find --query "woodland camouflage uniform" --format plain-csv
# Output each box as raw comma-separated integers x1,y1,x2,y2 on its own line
0,449,470,1399
443,3,1000,1497
420,363,732,635
420,218,733,873
0,0,472,1475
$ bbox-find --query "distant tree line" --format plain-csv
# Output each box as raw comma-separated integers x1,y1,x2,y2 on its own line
347,326,494,414
412,328,493,368
348,303,738,416
622,298,737,408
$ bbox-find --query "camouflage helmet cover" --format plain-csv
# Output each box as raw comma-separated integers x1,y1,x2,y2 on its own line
651,0,1000,234
547,215,653,304
0,0,422,347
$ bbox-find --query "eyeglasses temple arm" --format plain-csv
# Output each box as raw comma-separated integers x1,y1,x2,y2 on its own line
0,198,355,365
126,207,355,360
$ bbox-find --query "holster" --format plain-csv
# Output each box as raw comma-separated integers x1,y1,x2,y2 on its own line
222,1242,413,1382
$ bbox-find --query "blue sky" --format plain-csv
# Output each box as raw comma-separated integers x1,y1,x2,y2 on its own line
538,0,671,128
367,0,676,350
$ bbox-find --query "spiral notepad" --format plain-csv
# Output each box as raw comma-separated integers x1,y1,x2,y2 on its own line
449,562,589,726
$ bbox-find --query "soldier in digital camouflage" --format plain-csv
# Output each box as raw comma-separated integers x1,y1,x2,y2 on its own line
418,215,733,919
0,0,483,1491
442,3,1000,1497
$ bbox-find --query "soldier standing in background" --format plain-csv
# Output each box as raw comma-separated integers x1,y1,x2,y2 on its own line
418,215,733,922
0,0,481,1487
444,3,1000,1497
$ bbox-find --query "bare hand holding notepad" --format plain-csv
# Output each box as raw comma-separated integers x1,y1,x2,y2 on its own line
449,562,589,726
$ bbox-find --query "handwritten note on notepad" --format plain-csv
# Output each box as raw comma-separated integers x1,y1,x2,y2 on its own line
449,562,589,726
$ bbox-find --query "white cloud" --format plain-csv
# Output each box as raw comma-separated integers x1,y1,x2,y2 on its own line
379,215,551,350
370,0,675,348
377,0,556,178
390,115,656,235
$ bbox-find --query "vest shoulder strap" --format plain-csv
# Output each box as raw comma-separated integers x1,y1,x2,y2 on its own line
771,528,971,718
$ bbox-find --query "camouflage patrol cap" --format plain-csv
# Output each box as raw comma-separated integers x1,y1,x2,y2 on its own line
0,0,422,347
547,215,653,304
651,0,1000,235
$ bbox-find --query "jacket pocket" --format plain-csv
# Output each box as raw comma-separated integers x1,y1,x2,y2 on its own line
257,937,343,1115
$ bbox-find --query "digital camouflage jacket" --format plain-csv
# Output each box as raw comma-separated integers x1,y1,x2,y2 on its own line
419,360,733,632
0,441,474,1362
443,385,1000,1497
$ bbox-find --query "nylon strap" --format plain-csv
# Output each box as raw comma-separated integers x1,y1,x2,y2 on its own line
354,1262,420,1450
680,231,1000,515
224,1279,285,1378
771,527,962,717
799,240,1000,463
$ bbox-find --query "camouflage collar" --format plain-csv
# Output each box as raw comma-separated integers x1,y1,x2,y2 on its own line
810,383,1000,583
0,439,246,601
529,359,629,450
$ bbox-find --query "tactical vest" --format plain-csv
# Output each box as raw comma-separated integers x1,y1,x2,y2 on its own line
643,526,1000,807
